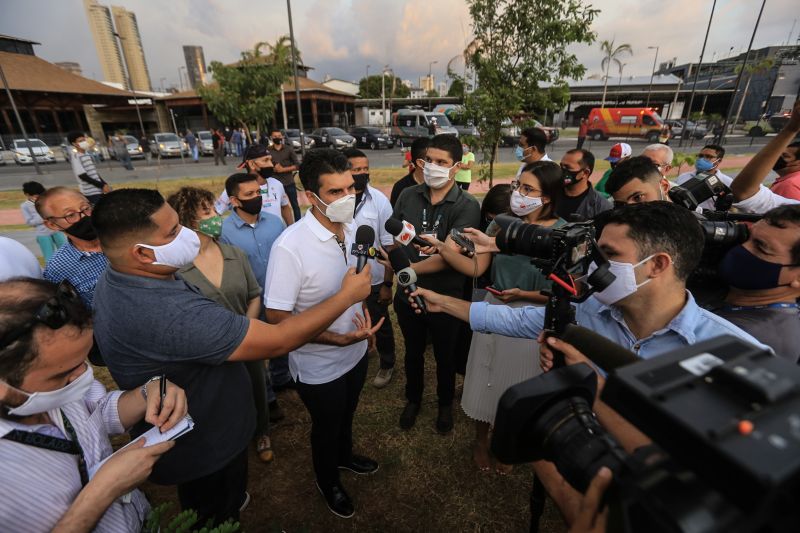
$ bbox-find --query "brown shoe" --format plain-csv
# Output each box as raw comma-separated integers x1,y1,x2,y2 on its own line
256,435,274,463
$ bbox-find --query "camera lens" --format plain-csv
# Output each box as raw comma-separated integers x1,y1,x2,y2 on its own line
700,221,749,246
494,214,553,258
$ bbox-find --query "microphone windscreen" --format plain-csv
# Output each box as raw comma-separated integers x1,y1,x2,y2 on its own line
388,247,411,271
355,225,375,246
384,218,404,236
561,324,639,372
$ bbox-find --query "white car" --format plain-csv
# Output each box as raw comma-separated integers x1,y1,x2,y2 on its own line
13,138,56,165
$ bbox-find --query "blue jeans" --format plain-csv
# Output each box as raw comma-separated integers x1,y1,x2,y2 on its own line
191,145,199,161
270,356,292,388
283,182,302,222
37,233,67,262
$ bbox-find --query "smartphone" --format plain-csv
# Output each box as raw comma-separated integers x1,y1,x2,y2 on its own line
450,228,476,256
485,286,504,297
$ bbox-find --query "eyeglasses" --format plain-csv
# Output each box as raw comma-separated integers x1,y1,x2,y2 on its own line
0,281,81,349
47,205,92,226
511,180,541,197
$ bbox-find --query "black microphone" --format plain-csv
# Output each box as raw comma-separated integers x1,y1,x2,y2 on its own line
384,218,432,248
560,324,639,372
388,248,427,313
351,225,376,274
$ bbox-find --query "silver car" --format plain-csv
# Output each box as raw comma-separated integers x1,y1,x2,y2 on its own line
111,135,145,160
13,138,56,165
196,131,215,156
149,133,189,158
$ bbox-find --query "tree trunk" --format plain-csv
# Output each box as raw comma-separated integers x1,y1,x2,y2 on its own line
488,138,498,188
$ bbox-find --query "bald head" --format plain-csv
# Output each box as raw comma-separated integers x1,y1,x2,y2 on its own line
35,187,88,219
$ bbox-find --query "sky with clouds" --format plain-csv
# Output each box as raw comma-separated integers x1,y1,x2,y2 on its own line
2,0,798,90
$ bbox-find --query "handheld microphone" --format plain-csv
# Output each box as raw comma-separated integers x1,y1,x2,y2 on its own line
384,218,432,248
388,248,427,313
560,324,639,372
351,225,376,274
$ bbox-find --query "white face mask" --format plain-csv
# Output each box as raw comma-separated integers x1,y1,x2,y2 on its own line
7,363,94,416
136,225,201,269
589,255,655,306
77,141,90,150
314,193,355,224
510,191,543,216
423,162,455,189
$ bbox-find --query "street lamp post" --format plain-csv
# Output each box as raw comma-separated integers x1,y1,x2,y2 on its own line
428,60,438,110
381,65,388,130
645,46,659,109
159,77,166,93
678,0,716,148
287,0,306,157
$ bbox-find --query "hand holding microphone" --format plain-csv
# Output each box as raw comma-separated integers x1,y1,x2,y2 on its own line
388,248,427,313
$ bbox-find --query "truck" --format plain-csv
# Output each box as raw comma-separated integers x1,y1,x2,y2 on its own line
391,109,459,142
586,107,664,142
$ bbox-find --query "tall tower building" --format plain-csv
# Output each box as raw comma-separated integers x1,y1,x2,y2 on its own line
111,6,152,91
83,0,126,87
183,45,207,89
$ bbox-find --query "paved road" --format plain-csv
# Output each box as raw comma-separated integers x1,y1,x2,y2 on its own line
0,136,772,191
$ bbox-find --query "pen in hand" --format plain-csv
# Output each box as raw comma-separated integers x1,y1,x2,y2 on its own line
158,373,166,431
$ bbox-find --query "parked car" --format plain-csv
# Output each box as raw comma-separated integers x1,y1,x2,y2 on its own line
499,119,559,147
767,111,791,132
196,131,215,155
391,109,459,142
665,119,707,139
586,107,664,142
60,137,105,163
149,132,189,158
307,128,356,150
12,138,56,165
110,135,145,160
0,150,5,165
349,126,395,150
282,129,315,152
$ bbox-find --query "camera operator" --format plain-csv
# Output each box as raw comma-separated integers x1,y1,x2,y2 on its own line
0,278,188,532
714,205,800,362
408,202,769,524
730,100,800,212
675,144,732,211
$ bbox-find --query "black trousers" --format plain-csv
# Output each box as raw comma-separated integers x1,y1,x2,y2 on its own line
295,353,368,490
177,446,248,526
394,299,463,406
365,284,396,369
576,136,586,150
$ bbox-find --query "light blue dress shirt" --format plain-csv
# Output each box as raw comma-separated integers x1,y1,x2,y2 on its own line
220,209,285,291
469,291,770,365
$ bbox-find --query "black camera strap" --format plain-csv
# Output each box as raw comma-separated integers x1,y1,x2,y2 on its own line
2,410,90,486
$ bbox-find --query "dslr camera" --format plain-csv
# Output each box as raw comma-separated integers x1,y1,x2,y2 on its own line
669,172,734,211
492,335,800,532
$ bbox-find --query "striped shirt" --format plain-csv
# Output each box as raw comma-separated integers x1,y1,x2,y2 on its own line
43,240,109,306
71,153,104,197
0,380,150,532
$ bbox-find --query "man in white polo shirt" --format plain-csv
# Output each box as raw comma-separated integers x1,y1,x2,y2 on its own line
214,144,294,226
264,148,383,519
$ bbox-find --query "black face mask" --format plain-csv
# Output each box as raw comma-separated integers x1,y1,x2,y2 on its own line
560,166,581,186
352,173,370,191
773,157,788,172
236,196,263,216
271,138,282,145
64,215,97,241
258,167,273,180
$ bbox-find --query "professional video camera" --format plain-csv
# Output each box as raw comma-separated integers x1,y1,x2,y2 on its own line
492,334,800,532
669,172,734,211
493,214,616,365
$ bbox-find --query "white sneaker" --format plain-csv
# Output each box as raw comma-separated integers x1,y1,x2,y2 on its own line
373,368,393,388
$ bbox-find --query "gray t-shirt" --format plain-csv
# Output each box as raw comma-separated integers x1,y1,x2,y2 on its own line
268,145,299,187
92,267,254,484
715,305,800,363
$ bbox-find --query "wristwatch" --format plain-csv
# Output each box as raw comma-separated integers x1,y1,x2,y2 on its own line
383,281,394,288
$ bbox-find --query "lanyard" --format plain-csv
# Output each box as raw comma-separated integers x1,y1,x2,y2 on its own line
2,410,90,486
421,208,443,234
720,302,799,312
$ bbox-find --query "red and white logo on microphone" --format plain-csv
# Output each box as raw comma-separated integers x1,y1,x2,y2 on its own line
398,222,416,244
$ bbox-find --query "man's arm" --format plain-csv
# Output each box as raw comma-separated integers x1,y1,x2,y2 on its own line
228,266,372,361
116,379,187,432
732,100,800,201
281,203,294,226
266,307,383,346
76,172,106,189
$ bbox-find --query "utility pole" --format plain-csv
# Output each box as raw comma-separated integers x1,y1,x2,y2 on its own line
645,46,659,109
287,0,305,157
679,0,716,148
0,64,42,175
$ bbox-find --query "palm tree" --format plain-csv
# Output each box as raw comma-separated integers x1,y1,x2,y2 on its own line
600,39,632,108
732,58,774,129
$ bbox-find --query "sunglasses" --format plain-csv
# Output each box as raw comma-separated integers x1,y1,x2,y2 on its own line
0,281,82,349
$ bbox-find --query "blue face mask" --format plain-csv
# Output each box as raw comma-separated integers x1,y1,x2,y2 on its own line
695,157,716,173
515,145,527,161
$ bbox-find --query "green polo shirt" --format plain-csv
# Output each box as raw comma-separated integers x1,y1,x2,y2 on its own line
392,181,481,299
